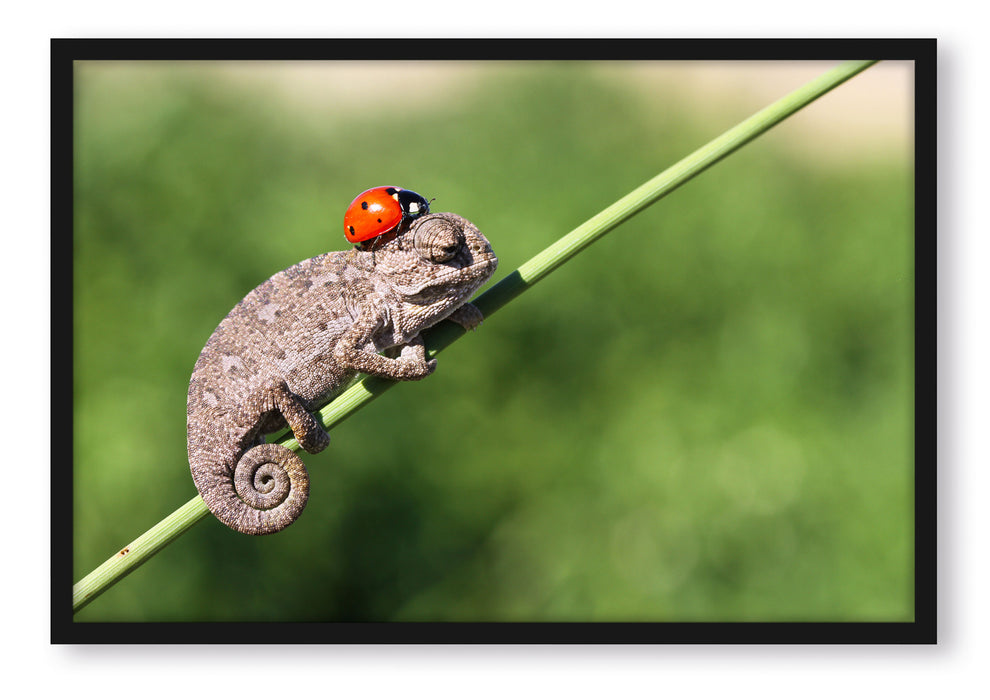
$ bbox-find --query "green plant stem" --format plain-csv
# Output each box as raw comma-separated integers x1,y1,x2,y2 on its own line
72,59,878,614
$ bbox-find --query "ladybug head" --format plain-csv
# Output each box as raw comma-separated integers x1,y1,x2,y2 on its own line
395,189,431,221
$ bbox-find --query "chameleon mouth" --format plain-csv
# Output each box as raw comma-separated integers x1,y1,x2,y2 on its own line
446,252,498,278
397,253,498,300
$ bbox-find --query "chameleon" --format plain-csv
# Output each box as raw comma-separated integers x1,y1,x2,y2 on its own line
187,212,498,535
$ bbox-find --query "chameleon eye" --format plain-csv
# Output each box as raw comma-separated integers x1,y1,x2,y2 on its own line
414,216,463,263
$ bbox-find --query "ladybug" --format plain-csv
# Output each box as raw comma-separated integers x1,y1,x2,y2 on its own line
343,186,431,245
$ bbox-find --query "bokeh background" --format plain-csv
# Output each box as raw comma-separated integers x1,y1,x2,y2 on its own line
72,60,914,622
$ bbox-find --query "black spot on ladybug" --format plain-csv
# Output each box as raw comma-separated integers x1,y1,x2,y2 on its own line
361,201,369,210
377,218,382,223
348,226,355,235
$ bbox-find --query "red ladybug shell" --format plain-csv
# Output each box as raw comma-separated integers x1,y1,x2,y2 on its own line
343,186,430,244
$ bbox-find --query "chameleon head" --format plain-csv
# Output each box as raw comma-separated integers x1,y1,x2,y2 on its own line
373,212,498,298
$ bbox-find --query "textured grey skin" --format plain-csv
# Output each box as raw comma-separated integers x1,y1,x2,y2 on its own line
187,213,498,535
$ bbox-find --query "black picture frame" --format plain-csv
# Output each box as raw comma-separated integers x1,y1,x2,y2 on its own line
53,37,935,644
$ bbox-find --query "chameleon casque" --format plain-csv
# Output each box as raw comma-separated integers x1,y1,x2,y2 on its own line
187,212,498,535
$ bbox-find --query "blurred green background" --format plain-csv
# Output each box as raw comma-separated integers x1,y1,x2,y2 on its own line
73,60,914,622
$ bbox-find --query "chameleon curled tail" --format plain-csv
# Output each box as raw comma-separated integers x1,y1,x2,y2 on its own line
192,442,310,535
